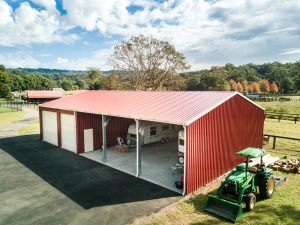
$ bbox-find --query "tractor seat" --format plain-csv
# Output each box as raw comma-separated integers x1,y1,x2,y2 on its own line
248,167,257,173
236,163,257,173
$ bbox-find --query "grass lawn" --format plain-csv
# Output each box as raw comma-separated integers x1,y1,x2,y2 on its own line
18,121,39,135
134,172,299,225
263,119,300,152
0,109,25,125
0,106,13,113
256,100,300,115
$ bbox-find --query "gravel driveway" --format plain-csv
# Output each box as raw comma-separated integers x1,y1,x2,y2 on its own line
0,107,39,137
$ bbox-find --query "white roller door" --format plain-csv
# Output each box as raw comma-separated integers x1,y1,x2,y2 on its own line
42,111,58,146
61,113,76,152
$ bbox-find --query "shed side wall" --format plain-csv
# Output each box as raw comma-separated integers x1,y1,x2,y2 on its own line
186,95,264,194
76,112,133,154
76,112,102,154
107,117,134,147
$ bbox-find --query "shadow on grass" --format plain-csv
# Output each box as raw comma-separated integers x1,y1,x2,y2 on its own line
185,187,299,225
186,190,233,225
0,135,180,209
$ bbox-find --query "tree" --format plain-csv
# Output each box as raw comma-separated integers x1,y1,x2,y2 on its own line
87,67,102,80
187,67,229,91
280,76,294,93
237,82,243,92
60,79,74,91
0,65,12,98
248,83,254,93
260,79,270,93
76,79,87,90
86,68,106,90
241,80,248,92
228,79,237,91
108,35,190,91
0,64,5,72
270,82,279,93
227,65,261,82
252,82,260,93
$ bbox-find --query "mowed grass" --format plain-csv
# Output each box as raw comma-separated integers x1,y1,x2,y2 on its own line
0,109,25,125
0,106,14,113
18,121,39,135
136,172,299,225
257,100,300,115
264,119,300,152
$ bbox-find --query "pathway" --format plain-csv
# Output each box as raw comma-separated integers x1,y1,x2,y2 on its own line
0,107,39,137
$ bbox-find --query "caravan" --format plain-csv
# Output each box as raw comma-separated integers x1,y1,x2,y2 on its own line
178,130,184,164
127,122,178,147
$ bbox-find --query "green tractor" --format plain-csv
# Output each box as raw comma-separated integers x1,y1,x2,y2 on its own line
204,148,276,222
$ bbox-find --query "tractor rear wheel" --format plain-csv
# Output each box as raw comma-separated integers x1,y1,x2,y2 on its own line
259,175,275,199
246,193,256,211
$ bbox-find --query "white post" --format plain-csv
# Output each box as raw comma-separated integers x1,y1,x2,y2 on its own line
135,119,141,177
74,111,78,154
182,125,187,195
102,115,107,162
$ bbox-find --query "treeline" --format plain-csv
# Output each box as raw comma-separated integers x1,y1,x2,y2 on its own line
0,61,299,99
186,61,300,94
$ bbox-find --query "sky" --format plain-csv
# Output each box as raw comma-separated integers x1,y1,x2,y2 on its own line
0,0,299,71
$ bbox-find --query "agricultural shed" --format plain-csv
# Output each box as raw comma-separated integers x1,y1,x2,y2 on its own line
39,90,265,194
27,90,63,103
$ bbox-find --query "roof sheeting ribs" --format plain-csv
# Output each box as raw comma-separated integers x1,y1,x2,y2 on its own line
40,91,263,125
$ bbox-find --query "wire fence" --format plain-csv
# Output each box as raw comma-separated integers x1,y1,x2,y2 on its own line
0,100,39,112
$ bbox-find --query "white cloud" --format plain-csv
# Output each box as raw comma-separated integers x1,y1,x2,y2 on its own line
279,48,300,55
0,0,78,46
0,53,41,68
60,0,300,68
31,0,57,13
55,57,68,64
46,48,112,70
1,0,300,69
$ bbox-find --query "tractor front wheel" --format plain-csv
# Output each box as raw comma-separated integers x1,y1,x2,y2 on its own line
259,176,275,199
246,193,256,211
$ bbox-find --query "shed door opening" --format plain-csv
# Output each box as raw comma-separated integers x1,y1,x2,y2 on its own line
84,129,94,152
42,111,58,146
61,114,76,152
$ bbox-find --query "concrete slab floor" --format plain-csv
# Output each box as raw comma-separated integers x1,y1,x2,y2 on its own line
0,135,181,225
81,140,183,194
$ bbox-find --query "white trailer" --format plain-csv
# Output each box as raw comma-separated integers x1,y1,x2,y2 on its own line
127,122,178,146
178,130,185,164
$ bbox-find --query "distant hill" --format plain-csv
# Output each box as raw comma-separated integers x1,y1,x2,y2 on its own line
22,68,85,74
8,68,111,75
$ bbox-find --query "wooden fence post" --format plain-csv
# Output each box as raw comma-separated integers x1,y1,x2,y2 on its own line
278,115,281,122
272,136,276,149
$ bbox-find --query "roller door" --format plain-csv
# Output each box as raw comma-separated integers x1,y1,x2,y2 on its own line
42,111,58,146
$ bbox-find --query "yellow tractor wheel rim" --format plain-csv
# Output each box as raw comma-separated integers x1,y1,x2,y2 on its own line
268,179,275,195
250,197,255,209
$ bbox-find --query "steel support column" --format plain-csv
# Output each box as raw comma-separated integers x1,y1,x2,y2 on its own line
182,125,187,195
135,119,141,177
102,115,111,162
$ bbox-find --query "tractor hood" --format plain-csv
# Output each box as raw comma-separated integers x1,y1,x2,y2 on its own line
227,170,247,184
235,148,268,158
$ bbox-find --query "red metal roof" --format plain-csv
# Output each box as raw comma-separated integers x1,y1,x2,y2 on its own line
27,90,63,99
40,91,263,125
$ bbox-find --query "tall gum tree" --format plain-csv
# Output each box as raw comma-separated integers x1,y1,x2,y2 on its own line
108,35,190,91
